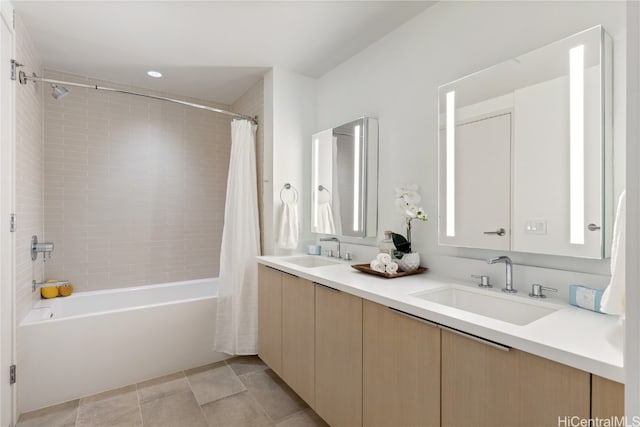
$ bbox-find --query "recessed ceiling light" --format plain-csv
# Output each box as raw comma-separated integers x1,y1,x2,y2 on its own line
147,70,162,78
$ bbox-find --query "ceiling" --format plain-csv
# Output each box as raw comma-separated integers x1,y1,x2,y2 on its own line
13,1,434,104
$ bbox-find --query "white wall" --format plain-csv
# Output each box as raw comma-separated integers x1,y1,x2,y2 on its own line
316,1,626,297
264,68,316,255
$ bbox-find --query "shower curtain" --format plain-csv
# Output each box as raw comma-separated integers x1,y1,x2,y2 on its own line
214,119,261,355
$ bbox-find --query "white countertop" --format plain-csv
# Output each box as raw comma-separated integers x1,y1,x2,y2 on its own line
257,255,624,383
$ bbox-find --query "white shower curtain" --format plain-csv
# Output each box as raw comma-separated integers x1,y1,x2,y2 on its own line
214,119,261,355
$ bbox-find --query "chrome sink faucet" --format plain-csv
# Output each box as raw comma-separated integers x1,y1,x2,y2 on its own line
320,237,340,259
488,256,516,293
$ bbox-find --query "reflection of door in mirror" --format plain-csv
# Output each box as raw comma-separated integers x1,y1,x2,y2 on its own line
439,113,511,250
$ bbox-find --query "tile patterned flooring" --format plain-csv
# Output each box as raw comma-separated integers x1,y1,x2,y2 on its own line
17,356,329,427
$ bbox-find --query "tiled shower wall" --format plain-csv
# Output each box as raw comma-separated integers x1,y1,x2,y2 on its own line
43,70,232,292
231,78,264,251
15,16,44,323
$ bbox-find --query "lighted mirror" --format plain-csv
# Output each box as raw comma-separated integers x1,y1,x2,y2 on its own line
311,117,378,238
438,25,612,259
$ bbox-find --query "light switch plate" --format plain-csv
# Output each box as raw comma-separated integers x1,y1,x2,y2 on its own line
525,219,547,235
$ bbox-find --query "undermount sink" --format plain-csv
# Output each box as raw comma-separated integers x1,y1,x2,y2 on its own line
412,285,560,326
282,256,342,268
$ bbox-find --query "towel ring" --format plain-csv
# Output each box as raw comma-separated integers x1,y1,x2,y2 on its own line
280,183,298,203
318,185,331,195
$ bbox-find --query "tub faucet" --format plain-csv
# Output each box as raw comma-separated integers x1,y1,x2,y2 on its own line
320,237,340,259
32,279,68,292
488,256,516,293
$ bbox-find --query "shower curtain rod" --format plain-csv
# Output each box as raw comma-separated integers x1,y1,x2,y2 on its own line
20,73,258,124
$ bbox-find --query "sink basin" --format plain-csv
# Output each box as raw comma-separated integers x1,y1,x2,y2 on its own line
412,285,559,326
281,256,342,268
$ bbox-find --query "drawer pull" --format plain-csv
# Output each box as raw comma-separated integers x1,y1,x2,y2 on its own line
441,326,510,352
315,283,341,293
388,307,438,328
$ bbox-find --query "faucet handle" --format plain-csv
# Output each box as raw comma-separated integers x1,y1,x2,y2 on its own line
529,284,558,298
471,274,492,288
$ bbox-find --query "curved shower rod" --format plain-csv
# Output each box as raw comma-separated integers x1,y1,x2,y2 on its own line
16,69,258,125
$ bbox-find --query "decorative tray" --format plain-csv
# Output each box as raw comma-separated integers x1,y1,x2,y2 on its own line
351,263,428,279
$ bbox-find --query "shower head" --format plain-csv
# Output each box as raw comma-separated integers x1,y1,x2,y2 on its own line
51,84,69,100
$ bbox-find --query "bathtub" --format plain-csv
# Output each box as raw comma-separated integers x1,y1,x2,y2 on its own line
19,278,229,412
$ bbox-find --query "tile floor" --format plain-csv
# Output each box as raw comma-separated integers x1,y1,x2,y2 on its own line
16,356,329,427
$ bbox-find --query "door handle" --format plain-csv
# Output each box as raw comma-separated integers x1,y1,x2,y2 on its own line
587,223,601,231
483,228,506,236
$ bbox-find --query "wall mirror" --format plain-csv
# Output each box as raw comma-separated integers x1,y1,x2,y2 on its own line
438,25,612,259
311,117,378,238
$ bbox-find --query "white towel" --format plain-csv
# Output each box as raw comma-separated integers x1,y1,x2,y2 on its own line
385,262,399,275
601,190,626,315
317,202,336,235
376,253,392,266
276,200,299,250
370,260,385,273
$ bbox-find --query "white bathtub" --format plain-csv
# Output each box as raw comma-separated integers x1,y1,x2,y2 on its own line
19,278,229,412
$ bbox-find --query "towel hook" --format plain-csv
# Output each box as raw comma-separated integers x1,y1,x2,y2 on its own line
280,183,298,203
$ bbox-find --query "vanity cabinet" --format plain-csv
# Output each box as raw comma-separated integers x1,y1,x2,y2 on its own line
257,264,283,375
591,375,624,419
315,284,363,427
441,329,590,427
363,301,440,427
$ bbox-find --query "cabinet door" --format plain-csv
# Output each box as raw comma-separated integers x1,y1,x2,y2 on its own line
315,284,362,427
517,350,590,426
363,301,440,427
442,329,518,426
257,265,282,376
591,375,624,419
282,274,315,406
442,329,590,427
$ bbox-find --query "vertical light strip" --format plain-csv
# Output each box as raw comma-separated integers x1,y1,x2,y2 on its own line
569,45,585,244
353,125,361,231
313,138,320,229
446,91,456,237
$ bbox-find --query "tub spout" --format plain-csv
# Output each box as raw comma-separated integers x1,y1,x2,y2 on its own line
32,280,68,292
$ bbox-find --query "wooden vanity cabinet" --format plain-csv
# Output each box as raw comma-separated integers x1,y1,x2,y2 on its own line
315,284,363,427
441,329,590,427
592,375,624,419
363,301,441,427
257,264,282,375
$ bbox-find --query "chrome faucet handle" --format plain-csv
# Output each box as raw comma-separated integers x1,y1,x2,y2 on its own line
529,284,558,298
471,274,492,288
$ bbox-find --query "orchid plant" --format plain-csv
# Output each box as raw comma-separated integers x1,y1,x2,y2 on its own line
394,184,428,244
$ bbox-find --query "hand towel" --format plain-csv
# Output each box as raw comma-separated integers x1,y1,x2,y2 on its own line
276,200,299,250
376,253,392,266
385,262,399,275
316,200,336,235
370,259,385,273
601,190,626,315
